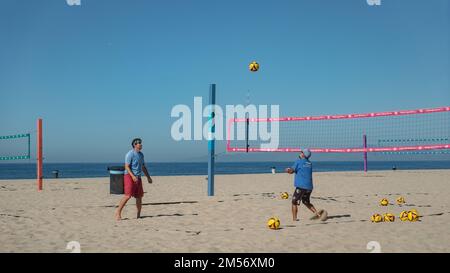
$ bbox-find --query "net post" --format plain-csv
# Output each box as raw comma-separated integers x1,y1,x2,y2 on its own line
27,133,30,159
207,84,216,196
37,118,43,191
245,90,250,153
363,134,368,173
246,116,249,153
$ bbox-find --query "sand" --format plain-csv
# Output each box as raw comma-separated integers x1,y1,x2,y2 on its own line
1,170,450,253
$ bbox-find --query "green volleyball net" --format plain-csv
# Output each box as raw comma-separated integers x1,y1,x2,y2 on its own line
0,133,31,161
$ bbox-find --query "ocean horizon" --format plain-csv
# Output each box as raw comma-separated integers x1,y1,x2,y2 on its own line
1,161,449,180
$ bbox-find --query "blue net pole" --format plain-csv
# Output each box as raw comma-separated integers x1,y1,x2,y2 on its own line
208,84,216,196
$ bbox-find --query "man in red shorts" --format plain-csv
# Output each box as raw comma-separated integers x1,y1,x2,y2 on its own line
115,138,152,220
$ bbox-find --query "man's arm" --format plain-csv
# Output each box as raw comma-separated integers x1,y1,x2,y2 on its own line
285,168,295,174
125,163,138,182
142,165,152,183
285,162,297,174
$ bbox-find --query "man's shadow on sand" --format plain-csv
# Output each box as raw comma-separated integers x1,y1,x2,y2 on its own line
138,213,199,219
283,214,352,227
103,201,198,208
326,214,352,220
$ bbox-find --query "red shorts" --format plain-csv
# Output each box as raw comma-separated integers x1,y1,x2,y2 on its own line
124,174,144,198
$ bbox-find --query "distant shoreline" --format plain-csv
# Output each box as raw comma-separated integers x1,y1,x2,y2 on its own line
1,160,450,180
1,160,449,164
2,168,450,182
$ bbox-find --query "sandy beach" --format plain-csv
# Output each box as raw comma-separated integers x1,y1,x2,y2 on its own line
1,170,449,253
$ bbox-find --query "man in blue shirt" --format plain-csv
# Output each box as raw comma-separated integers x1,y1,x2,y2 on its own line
285,149,321,221
115,138,153,221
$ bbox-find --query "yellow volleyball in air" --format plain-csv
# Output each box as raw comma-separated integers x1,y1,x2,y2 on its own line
380,198,389,206
267,217,281,230
407,210,419,222
249,61,259,72
396,196,405,205
383,213,395,222
371,213,383,223
399,211,409,221
281,192,289,199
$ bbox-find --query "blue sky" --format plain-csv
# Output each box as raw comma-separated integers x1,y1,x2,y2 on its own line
0,0,449,163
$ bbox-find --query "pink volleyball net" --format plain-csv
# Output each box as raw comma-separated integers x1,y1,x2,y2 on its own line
226,106,450,153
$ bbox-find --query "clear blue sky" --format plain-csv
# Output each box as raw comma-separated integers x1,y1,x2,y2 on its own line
0,0,449,163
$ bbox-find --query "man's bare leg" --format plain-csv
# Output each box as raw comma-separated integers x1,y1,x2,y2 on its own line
136,197,142,218
292,204,299,221
115,195,131,220
305,203,321,218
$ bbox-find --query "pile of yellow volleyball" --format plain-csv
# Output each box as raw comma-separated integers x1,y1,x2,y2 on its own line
371,196,420,223
399,209,419,222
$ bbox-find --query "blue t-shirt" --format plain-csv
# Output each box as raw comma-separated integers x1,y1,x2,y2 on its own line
124,149,145,176
291,158,313,190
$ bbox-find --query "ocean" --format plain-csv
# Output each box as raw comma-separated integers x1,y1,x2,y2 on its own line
0,161,449,180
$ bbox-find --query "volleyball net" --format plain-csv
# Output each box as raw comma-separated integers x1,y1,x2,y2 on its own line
226,106,450,154
0,119,43,190
0,133,31,160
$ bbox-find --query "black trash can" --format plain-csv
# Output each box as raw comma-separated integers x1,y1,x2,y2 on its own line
52,170,59,178
108,166,125,194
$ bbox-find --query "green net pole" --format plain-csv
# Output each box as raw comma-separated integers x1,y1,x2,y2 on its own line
27,133,31,159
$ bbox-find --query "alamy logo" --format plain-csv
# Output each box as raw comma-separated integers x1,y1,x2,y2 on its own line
66,241,81,253
170,97,280,149
66,0,81,6
367,0,381,6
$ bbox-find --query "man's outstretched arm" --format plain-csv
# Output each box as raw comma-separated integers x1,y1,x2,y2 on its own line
285,168,295,174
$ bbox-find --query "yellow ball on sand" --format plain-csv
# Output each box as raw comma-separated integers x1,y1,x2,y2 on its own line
383,213,395,222
407,210,419,222
396,196,406,204
371,213,383,223
399,211,409,221
249,61,259,72
281,192,289,199
380,198,389,206
267,217,281,230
